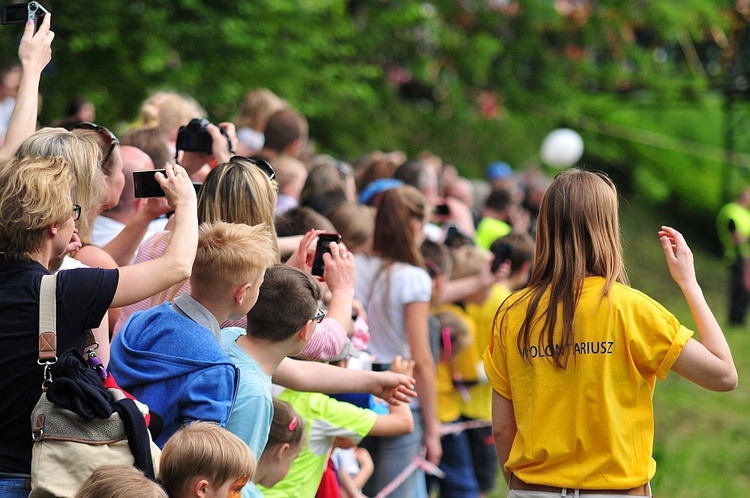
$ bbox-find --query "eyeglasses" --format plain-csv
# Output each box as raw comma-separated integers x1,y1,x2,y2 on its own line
72,204,81,221
229,156,276,181
72,122,120,169
311,309,326,324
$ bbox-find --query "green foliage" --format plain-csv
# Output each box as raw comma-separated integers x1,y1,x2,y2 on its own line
0,0,743,226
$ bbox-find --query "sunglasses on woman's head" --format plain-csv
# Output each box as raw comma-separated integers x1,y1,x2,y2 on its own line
72,122,120,169
229,155,276,181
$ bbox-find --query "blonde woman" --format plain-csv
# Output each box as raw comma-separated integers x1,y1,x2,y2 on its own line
0,155,197,495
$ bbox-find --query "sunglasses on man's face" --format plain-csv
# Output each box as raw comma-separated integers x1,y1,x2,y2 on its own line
72,122,120,169
229,156,276,181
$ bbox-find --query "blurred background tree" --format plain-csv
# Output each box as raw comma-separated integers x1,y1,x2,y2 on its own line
1,0,748,240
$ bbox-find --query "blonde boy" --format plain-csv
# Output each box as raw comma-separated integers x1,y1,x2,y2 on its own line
109,222,277,447
160,422,255,498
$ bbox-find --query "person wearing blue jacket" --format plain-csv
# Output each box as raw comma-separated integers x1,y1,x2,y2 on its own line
109,222,277,447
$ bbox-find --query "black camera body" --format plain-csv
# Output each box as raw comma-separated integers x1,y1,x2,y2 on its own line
175,118,230,155
1,2,49,33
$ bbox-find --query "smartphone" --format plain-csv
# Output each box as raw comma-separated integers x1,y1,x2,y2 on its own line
1,2,48,33
491,242,512,273
434,203,450,217
311,233,342,277
133,169,166,198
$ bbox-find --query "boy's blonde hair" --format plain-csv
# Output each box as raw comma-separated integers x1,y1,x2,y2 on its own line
159,422,256,498
191,222,277,295
450,245,492,280
74,465,167,498
0,155,74,260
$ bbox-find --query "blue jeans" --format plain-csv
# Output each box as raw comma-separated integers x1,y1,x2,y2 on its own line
0,476,30,498
437,428,480,498
361,406,427,498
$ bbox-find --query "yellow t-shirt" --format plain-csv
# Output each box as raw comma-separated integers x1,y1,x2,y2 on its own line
483,277,693,489
436,360,462,423
464,284,512,421
433,304,480,423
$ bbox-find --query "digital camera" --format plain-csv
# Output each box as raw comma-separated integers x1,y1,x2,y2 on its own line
175,118,231,155
1,1,49,33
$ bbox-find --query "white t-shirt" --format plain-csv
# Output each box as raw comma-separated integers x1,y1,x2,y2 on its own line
354,254,431,362
0,96,15,141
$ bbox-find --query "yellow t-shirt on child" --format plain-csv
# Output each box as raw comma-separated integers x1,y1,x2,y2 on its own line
464,284,512,421
483,277,693,489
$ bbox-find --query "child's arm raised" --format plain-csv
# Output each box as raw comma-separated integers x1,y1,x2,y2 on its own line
273,357,417,405
367,356,415,436
659,226,738,391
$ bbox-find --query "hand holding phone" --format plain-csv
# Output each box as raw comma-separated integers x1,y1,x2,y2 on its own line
491,242,512,274
312,233,342,277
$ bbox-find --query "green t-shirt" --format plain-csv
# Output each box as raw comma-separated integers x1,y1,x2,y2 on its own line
259,389,377,498
475,217,511,251
716,201,750,261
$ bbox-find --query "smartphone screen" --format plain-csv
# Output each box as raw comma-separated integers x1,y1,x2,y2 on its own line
311,233,342,277
133,169,166,198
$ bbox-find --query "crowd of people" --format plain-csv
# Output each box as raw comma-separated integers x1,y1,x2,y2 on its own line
0,13,739,498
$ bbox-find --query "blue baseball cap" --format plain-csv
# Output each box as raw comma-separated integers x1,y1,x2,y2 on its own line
359,178,403,204
486,161,512,181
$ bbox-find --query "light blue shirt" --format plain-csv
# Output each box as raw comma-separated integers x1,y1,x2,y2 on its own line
222,327,274,460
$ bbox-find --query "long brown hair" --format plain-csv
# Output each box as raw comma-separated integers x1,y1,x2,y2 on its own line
372,186,427,268
508,169,627,368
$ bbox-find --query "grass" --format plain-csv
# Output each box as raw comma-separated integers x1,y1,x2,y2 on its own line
486,197,750,497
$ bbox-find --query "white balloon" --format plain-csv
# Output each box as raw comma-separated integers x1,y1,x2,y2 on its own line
540,128,584,168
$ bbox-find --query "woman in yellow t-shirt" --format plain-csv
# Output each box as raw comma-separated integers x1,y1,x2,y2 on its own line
483,169,738,497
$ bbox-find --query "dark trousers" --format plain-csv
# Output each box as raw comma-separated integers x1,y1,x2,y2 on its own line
729,256,749,326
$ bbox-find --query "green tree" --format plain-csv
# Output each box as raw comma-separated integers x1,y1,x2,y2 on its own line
0,0,740,223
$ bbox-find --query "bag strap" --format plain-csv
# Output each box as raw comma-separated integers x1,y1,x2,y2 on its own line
38,274,58,363
38,274,58,389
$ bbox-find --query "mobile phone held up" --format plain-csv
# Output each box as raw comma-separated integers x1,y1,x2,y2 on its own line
133,170,167,198
133,169,202,198
434,203,450,217
311,233,342,277
490,242,512,274
1,2,49,33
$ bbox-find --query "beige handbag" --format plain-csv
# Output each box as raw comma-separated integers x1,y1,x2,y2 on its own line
29,274,160,497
